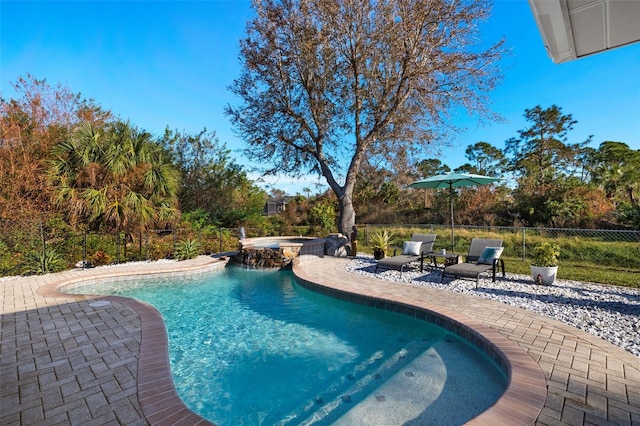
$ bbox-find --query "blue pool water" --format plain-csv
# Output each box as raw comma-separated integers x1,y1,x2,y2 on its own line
65,267,507,425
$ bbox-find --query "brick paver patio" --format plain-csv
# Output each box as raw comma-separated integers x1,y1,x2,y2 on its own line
294,257,640,426
1,254,638,425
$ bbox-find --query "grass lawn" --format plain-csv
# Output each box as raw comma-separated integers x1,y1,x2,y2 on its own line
503,257,640,289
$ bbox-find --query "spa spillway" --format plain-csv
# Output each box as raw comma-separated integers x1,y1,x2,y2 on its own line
234,236,326,268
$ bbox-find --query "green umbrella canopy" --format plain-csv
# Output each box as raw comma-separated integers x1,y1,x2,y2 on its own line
408,172,504,250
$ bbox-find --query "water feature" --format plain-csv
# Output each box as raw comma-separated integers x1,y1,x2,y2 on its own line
64,266,507,425
234,236,325,269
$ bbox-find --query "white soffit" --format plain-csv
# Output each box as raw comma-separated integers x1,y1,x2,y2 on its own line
528,0,640,63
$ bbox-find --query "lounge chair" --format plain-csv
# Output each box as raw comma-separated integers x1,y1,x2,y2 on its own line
375,234,437,276
441,238,505,288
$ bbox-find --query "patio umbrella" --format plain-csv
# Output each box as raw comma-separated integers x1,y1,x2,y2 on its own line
408,172,503,251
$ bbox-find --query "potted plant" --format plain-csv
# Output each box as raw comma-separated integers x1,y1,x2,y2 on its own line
530,242,560,285
369,230,393,260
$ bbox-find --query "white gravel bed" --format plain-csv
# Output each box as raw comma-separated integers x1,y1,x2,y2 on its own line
346,255,640,357
0,259,178,284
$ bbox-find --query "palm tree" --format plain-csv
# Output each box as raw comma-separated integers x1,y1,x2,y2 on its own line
49,121,180,233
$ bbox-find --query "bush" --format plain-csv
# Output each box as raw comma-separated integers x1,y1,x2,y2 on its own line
308,201,336,231
174,238,202,260
0,241,19,275
530,242,560,267
22,246,65,275
89,249,112,266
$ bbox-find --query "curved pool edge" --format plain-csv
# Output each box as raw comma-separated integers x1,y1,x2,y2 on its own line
38,255,229,426
292,261,547,425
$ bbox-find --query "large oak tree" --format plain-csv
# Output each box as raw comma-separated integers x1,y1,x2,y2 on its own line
226,0,505,234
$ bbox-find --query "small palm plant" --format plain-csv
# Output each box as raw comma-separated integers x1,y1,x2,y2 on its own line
22,246,65,275
174,238,202,260
369,230,393,260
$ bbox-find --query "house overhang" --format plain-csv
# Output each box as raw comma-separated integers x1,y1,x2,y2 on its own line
528,0,640,63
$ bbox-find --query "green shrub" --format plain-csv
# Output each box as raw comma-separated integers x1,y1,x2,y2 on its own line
308,201,336,231
530,242,560,267
174,238,202,260
89,249,112,266
22,246,65,275
0,241,18,275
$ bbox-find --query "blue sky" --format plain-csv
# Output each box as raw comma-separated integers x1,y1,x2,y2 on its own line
2,0,639,195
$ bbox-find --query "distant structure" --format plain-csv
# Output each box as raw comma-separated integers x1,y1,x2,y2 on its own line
264,197,292,216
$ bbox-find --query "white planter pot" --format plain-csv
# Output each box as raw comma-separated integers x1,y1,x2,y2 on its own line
531,265,558,285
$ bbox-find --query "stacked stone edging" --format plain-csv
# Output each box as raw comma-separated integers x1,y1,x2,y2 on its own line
233,237,325,269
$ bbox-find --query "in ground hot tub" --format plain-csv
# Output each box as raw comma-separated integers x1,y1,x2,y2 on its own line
244,237,316,249
235,236,325,268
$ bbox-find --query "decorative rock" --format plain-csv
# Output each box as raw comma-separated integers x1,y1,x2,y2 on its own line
232,247,293,269
324,233,351,257
75,260,93,269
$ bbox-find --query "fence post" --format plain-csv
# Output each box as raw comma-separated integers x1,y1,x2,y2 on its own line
39,218,46,273
115,232,120,264
522,227,526,261
83,233,87,269
145,231,149,260
219,228,223,253
172,231,177,258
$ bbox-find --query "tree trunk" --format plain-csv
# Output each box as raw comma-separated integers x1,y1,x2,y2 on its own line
337,191,356,236
627,185,638,209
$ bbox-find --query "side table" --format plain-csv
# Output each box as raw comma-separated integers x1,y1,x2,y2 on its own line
427,252,460,268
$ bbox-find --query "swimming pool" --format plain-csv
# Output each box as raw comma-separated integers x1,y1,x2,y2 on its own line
64,266,507,425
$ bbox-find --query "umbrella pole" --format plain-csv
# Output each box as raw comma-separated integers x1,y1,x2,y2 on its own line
449,183,454,251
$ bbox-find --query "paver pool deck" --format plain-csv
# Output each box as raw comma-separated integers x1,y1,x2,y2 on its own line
1,254,638,425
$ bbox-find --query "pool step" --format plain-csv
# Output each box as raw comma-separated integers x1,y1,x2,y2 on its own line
279,337,439,426
330,345,448,425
